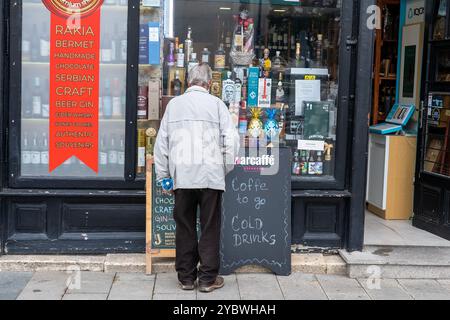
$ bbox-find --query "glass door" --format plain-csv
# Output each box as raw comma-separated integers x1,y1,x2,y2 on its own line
9,0,141,188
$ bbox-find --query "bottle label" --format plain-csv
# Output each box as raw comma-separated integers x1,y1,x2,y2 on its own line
31,151,41,164
101,49,112,62
177,54,185,67
22,151,32,165
42,104,49,118
32,97,41,115
41,151,49,165
137,95,148,117
215,55,225,69
138,147,146,167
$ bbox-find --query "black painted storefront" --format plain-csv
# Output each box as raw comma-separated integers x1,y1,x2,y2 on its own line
0,0,375,255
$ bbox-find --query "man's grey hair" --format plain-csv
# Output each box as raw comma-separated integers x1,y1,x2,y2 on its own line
188,63,212,87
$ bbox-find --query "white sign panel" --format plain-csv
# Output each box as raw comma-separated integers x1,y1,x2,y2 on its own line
295,80,321,116
406,0,425,25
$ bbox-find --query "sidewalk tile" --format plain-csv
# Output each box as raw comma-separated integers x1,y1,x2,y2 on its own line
277,274,327,300
153,273,183,294
197,275,240,300
63,293,108,300
358,279,413,300
398,279,450,300
316,275,370,300
0,272,33,300
108,273,155,300
66,272,115,294
237,273,284,300
153,292,196,300
17,271,69,300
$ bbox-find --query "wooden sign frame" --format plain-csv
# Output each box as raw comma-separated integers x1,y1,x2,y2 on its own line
145,156,175,274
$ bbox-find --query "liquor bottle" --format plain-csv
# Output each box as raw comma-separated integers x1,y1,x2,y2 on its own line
41,80,49,118
22,27,31,61
241,69,248,101
167,41,175,67
176,45,185,68
188,52,199,75
120,25,127,63
108,135,119,168
40,133,49,170
137,85,148,119
277,34,283,52
316,151,324,175
272,51,284,71
292,151,300,175
300,151,308,175
222,71,236,105
214,44,226,70
99,135,108,169
112,25,120,63
225,31,232,52
137,128,146,174
295,43,306,68
101,33,113,63
118,136,125,166
40,22,50,61
184,26,193,64
234,75,242,103
22,133,32,166
308,151,316,175
30,24,40,62
234,22,244,53
201,48,210,64
171,70,182,96
283,33,289,50
315,34,323,67
271,27,277,50
238,101,248,135
32,77,42,118
103,79,113,119
31,133,41,166
275,73,285,103
23,80,33,118
278,105,286,140
112,78,122,118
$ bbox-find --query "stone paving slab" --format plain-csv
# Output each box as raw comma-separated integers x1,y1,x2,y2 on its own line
153,273,184,295
0,255,105,272
197,275,240,300
316,275,370,300
153,292,197,300
358,279,413,300
63,293,108,300
66,272,115,294
108,273,155,300
17,271,69,300
0,272,33,300
398,279,450,300
277,274,327,300
236,274,284,300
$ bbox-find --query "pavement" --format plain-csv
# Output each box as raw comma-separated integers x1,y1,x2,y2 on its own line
1,271,450,300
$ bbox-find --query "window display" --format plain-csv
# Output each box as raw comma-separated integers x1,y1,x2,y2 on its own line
137,0,342,181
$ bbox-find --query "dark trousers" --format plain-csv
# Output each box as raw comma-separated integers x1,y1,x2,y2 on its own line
173,189,222,285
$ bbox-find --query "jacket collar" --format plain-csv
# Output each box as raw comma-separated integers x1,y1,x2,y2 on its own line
186,85,209,94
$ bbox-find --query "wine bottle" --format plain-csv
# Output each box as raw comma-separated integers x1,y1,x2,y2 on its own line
30,24,39,62
40,22,50,61
137,85,148,119
171,70,182,96
22,132,32,166
32,77,42,118
188,52,199,75
176,45,185,68
118,136,125,166
31,133,41,166
201,48,210,64
184,26,193,64
41,80,49,118
103,79,113,119
108,135,119,168
167,41,175,67
214,43,226,70
112,78,122,119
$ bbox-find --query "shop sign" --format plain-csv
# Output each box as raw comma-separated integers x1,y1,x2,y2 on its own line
406,0,425,25
42,0,103,172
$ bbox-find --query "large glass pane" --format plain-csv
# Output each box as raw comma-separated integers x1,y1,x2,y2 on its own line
160,0,341,180
20,0,128,178
423,93,450,177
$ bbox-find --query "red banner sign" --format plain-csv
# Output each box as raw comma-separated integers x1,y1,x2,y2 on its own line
43,0,103,172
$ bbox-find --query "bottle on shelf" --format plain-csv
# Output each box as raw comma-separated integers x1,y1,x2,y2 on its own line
292,151,300,175
40,133,49,170
108,135,119,168
30,24,39,62
176,44,185,68
167,41,175,67
314,34,323,67
316,151,324,175
112,78,122,119
234,74,242,103
22,132,32,166
23,79,33,118
111,24,119,62
184,26,193,65
120,24,128,62
41,80,49,118
171,70,182,96
188,52,199,75
103,79,113,119
40,22,50,61
101,33,113,63
31,133,41,166
308,151,316,175
137,85,148,120
300,151,308,175
234,22,244,53
32,77,42,118
275,73,285,103
272,51,285,71
22,26,31,61
201,48,210,65
222,71,235,105
118,136,125,166
295,43,306,68
214,43,226,70
137,128,146,174
99,135,108,170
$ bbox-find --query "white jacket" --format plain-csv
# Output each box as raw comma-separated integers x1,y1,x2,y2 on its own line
154,86,240,191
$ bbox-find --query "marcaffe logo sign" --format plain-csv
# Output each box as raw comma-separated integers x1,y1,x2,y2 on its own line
42,0,104,17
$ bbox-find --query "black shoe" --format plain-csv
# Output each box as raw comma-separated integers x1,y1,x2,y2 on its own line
178,280,195,291
198,276,224,293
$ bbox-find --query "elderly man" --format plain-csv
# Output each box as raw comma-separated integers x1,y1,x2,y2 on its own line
154,63,240,293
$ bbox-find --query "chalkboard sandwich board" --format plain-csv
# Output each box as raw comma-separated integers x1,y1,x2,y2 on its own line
220,147,292,276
